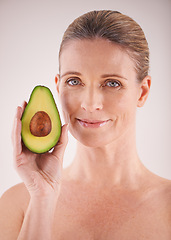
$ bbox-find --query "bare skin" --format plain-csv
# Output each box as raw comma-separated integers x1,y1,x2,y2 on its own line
0,38,171,240
0,172,171,239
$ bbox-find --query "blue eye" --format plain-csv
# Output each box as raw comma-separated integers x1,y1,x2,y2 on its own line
105,80,121,88
67,78,81,86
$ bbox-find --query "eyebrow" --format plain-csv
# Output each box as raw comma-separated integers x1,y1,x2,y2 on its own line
60,71,82,79
60,71,127,81
101,74,128,81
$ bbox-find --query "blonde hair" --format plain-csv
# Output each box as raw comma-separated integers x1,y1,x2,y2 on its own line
59,10,149,81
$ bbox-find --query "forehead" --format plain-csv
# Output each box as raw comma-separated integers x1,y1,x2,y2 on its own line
59,38,136,77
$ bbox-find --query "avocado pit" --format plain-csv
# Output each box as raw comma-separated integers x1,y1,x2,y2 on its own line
30,111,52,137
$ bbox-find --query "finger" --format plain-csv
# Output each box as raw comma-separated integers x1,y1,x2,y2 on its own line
16,105,23,119
57,124,69,145
12,106,21,144
52,124,69,161
12,101,27,143
12,106,23,157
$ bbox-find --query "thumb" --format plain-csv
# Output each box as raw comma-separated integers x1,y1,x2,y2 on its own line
52,124,69,161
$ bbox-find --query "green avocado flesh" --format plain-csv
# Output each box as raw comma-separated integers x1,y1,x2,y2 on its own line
21,85,61,153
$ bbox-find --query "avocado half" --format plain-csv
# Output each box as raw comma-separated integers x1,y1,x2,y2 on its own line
21,85,61,153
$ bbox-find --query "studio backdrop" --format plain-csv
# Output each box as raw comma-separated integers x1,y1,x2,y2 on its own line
0,0,171,196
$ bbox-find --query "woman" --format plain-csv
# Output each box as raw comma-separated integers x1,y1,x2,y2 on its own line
0,10,171,240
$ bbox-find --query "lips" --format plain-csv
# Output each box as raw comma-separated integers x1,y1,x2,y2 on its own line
77,118,110,128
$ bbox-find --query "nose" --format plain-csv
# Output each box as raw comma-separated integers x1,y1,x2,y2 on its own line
81,87,103,112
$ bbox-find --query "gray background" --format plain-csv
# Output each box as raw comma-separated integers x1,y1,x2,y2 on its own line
0,0,171,196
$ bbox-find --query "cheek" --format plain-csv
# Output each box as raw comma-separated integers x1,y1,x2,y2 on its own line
104,90,137,121
60,91,71,111
103,91,129,114
59,91,80,121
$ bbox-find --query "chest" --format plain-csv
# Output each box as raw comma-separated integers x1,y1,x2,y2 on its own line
52,189,170,240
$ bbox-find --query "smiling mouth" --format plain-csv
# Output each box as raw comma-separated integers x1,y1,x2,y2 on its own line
77,119,110,128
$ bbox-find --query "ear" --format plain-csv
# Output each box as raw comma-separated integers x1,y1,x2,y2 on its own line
55,74,60,94
137,75,151,107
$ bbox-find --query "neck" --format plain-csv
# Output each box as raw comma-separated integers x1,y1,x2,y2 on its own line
67,128,148,190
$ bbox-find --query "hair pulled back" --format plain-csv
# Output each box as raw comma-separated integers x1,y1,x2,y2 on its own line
59,10,149,82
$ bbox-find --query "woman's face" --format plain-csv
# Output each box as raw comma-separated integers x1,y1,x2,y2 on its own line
56,38,149,147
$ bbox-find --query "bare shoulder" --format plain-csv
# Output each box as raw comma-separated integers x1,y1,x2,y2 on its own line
152,175,171,220
162,178,171,207
156,176,171,198
150,173,171,200
160,177,171,227
0,182,30,210
0,183,30,240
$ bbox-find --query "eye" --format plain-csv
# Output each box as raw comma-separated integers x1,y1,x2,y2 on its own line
103,80,121,88
66,78,82,86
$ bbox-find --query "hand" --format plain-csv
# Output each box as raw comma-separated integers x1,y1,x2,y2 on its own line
12,101,69,198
